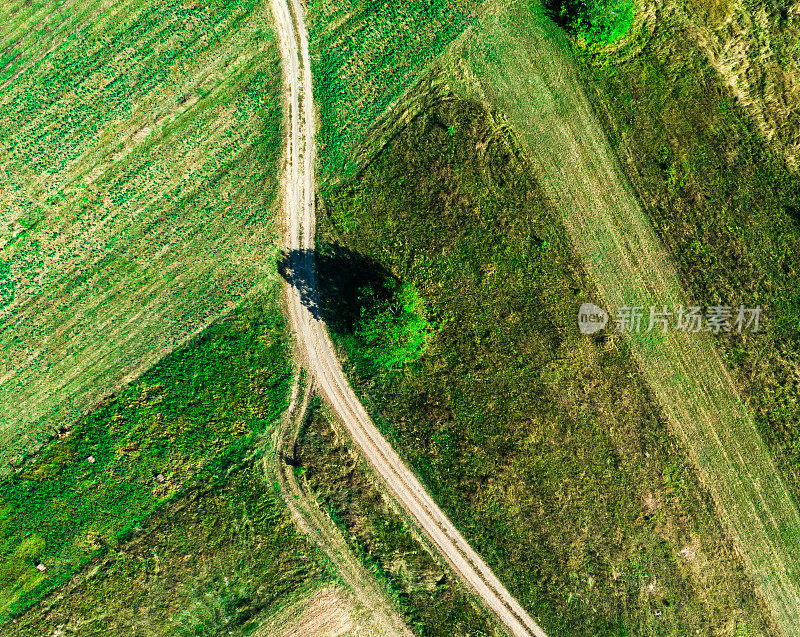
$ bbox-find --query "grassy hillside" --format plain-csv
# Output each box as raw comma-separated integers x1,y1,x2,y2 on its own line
0,0,284,469
0,288,306,626
316,84,775,635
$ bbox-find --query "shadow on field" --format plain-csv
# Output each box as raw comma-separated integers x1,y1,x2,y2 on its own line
544,0,583,29
786,204,800,229
278,244,396,336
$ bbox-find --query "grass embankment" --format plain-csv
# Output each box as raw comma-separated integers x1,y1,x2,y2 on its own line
306,0,483,180
316,84,775,634
298,399,500,636
655,0,800,173
571,0,800,521
0,0,284,468
0,290,324,631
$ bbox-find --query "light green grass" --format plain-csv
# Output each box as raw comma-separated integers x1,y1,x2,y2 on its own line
0,0,284,470
307,0,482,180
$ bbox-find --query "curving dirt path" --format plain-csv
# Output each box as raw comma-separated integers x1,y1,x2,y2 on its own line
270,373,412,637
270,0,547,635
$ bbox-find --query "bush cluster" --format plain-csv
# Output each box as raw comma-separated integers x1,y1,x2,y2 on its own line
549,0,635,44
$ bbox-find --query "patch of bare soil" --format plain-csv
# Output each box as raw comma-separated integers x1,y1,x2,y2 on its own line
256,585,357,637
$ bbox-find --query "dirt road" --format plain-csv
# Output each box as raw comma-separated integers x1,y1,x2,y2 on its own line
270,0,547,635
270,374,412,636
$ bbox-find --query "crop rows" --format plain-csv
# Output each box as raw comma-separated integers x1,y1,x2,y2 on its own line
0,0,285,467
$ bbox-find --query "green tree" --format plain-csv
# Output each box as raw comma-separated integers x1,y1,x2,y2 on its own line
355,280,432,371
550,0,635,44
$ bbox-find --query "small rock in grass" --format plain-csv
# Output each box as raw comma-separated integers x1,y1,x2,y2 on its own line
87,456,96,464
156,473,165,483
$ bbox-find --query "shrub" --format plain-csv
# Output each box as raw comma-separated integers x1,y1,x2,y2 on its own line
549,0,635,44
355,280,432,371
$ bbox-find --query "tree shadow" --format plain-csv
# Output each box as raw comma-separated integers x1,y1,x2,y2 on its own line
278,243,397,336
543,0,570,27
278,248,321,320
281,439,300,467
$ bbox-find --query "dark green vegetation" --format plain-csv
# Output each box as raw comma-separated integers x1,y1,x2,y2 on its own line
7,458,325,636
317,84,776,634
0,261,13,308
312,244,433,372
0,289,301,625
299,400,499,636
548,0,634,44
354,279,431,372
572,6,800,519
1,0,285,466
283,244,432,372
307,0,482,179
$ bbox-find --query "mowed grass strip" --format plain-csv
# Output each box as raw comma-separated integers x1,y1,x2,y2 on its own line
445,0,800,631
570,0,800,535
0,0,284,469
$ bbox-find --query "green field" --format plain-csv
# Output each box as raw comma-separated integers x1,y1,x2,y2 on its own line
299,399,500,636
0,288,308,625
2,0,498,632
7,456,327,635
0,0,285,469
571,0,800,516
306,0,482,180
316,79,775,634
436,0,800,630
6,0,800,634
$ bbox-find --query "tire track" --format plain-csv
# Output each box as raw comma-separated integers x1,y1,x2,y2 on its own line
270,372,412,636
